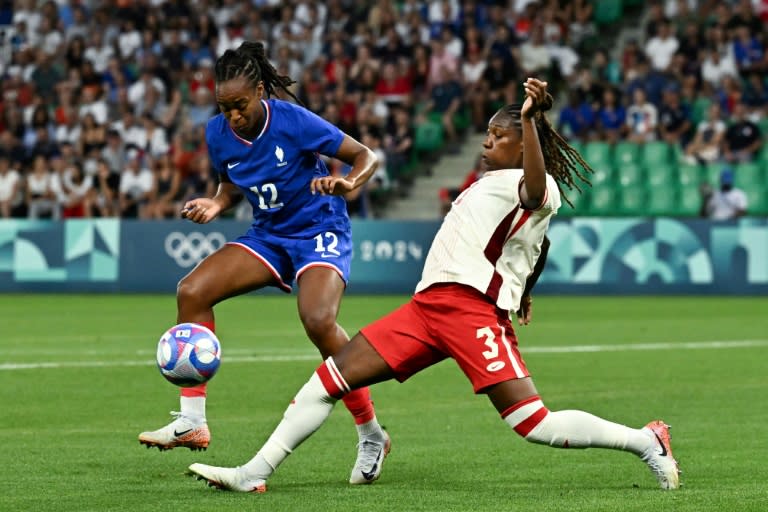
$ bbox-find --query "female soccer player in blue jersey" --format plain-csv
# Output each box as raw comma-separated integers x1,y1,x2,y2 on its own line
139,41,390,485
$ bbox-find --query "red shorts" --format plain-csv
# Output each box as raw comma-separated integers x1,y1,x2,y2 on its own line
360,283,530,393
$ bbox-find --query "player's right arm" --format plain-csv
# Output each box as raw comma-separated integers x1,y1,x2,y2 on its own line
519,78,549,210
182,120,244,224
182,172,243,224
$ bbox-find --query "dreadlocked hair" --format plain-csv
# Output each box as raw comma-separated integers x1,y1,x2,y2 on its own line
495,93,593,207
214,41,301,104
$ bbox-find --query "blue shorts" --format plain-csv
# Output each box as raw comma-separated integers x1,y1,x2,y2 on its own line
228,226,352,293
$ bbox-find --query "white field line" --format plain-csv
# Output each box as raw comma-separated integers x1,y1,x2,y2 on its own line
1,339,767,371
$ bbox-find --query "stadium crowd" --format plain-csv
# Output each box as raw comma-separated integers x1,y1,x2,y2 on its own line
0,0,765,221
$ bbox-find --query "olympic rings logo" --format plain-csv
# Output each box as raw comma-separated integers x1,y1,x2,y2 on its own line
164,231,227,268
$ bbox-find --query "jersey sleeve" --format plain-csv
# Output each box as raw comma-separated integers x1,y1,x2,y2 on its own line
204,118,225,175
290,104,345,156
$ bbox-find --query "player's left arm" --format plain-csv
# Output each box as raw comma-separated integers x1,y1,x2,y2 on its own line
516,235,550,326
311,135,379,196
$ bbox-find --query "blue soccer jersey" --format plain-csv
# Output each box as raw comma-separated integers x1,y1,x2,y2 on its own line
205,99,350,236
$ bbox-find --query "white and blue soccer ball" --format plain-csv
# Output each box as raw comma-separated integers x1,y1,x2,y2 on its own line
156,323,222,387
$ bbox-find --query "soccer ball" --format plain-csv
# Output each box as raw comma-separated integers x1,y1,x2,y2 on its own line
156,323,222,387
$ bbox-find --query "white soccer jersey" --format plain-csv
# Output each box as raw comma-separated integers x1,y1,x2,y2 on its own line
415,168,561,312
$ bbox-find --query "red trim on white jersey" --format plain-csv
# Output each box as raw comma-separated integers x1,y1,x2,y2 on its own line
485,206,533,303
226,241,292,292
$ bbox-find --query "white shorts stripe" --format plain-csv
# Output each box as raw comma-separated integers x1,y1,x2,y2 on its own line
499,325,526,378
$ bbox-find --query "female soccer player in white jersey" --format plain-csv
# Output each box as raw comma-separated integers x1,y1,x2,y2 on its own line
138,41,390,485
188,78,680,492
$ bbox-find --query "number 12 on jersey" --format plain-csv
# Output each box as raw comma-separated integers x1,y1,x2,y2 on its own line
250,183,284,210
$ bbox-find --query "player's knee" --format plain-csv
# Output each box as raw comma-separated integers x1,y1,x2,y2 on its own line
176,275,210,308
300,308,337,342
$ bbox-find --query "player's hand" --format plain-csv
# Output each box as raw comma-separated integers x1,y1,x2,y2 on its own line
311,176,354,196
521,78,549,120
181,198,222,224
516,295,533,326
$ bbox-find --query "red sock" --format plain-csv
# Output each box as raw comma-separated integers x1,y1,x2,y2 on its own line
180,320,215,398
341,387,375,425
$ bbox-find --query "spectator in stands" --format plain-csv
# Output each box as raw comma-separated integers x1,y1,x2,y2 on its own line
26,154,58,219
179,152,215,206
77,113,107,158
88,158,120,218
742,72,768,114
384,105,414,191
700,167,747,220
462,47,488,133
187,87,217,129
427,37,458,88
84,31,114,74
732,24,764,75
558,89,597,143
722,101,762,163
657,85,692,147
375,61,412,106
0,153,24,218
644,19,679,72
626,88,658,143
684,102,726,165
595,87,626,144
145,153,183,219
140,112,171,159
519,24,552,80
477,50,518,130
58,160,92,218
700,46,738,89
111,105,145,152
360,130,391,217
424,65,464,147
568,0,597,52
591,48,621,87
118,148,154,218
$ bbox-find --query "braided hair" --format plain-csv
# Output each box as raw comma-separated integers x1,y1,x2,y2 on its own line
214,41,300,103
494,94,593,207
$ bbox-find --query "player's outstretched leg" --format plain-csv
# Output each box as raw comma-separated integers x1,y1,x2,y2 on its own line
139,386,210,451
189,358,391,492
502,396,680,489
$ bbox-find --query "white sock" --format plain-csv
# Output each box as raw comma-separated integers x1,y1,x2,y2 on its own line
242,372,337,480
504,398,651,455
356,417,384,438
180,396,206,423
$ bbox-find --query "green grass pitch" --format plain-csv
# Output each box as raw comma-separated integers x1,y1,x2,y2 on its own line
1,294,766,512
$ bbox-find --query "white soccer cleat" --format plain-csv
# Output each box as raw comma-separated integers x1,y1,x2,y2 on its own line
641,420,680,490
188,463,267,493
138,411,210,451
349,430,391,485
